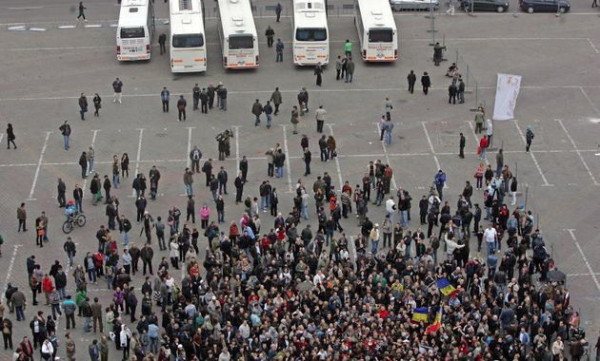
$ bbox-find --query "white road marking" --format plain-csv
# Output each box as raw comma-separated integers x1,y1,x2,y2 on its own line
2,85,600,101
84,24,102,28
233,126,240,173
29,27,46,32
326,124,344,190
82,129,100,198
131,128,144,197
513,120,552,186
564,229,600,293
7,6,44,10
580,86,600,116
587,38,600,54
556,119,599,186
421,121,442,171
27,131,51,200
2,245,23,292
186,127,194,168
0,133,4,147
374,122,398,191
280,125,293,193
58,25,76,29
7,25,26,31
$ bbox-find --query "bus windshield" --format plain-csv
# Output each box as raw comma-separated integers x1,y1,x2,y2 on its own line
228,35,254,49
295,28,327,42
120,27,145,39
368,29,393,43
172,34,204,48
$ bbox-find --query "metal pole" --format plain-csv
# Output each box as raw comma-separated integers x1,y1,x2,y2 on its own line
455,49,459,66
524,186,528,209
515,162,518,179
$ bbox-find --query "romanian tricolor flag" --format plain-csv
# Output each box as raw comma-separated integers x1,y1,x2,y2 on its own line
411,307,429,323
424,306,443,335
436,277,459,297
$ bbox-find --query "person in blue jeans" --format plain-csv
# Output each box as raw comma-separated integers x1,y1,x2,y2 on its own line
59,120,71,150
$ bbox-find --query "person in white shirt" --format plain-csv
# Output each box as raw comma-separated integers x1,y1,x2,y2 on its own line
483,225,498,255
444,233,465,258
385,196,396,221
41,339,54,361
315,105,327,133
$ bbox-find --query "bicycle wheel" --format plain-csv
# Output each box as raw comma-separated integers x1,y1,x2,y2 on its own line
76,214,87,227
62,221,73,234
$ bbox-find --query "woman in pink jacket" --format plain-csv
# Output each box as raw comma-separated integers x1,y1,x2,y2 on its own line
199,204,210,229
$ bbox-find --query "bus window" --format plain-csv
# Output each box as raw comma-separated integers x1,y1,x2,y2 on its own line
120,27,145,39
228,35,254,49
368,29,393,43
172,34,204,48
295,28,327,42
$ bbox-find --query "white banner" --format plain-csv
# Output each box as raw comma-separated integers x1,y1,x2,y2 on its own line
492,73,522,121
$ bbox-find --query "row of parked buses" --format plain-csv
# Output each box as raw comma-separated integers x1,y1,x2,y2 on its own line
115,0,398,72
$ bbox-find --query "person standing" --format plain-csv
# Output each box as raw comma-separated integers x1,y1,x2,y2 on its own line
275,2,282,22
335,56,342,80
200,88,208,113
407,70,417,94
90,298,103,333
160,87,170,112
315,105,326,133
303,148,312,176
140,244,154,275
218,85,228,111
239,155,249,181
112,78,123,104
64,237,76,268
345,58,354,83
78,93,88,120
192,84,200,111
264,100,273,128
183,168,194,196
459,133,466,159
458,77,465,103
314,63,323,86
79,152,88,179
89,339,100,361
87,146,95,174
17,203,27,232
525,126,535,152
290,106,300,135
202,158,213,186
265,26,275,47
385,97,393,121
93,93,101,117
448,82,457,104
189,146,202,173
474,106,485,133
270,87,282,115
112,155,120,189
177,95,187,121
234,172,245,204
217,166,228,195
57,178,67,208
207,83,216,109
73,184,83,213
149,165,160,200
6,123,17,149
121,153,129,178
158,33,167,55
421,72,431,95
186,195,195,223
76,2,87,22
252,99,263,126
275,39,284,62
434,170,447,200
59,120,71,150
382,118,394,146
103,176,111,204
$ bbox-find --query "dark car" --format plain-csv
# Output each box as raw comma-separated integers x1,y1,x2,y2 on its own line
519,0,570,13
460,0,509,12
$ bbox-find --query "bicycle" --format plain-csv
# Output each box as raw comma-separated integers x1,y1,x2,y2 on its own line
62,213,86,234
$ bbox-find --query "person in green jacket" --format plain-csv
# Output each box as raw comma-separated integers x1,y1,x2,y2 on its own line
474,105,485,134
344,40,352,58
75,289,88,316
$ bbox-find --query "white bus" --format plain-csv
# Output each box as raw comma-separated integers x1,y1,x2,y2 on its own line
169,0,207,72
292,0,329,66
116,0,155,61
216,0,259,69
354,0,398,62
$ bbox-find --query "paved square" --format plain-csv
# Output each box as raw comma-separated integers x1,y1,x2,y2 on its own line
0,0,600,359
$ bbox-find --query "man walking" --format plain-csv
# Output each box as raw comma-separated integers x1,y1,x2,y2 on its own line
265,26,275,47
160,87,170,112
526,126,535,152
303,148,312,176
345,58,354,83
186,195,195,223
17,203,27,232
112,78,123,103
407,70,417,94
91,298,103,333
315,105,326,133
252,99,263,126
275,2,282,22
264,101,273,128
421,72,431,95
234,172,245,204
76,2,87,22
59,120,71,150
217,166,228,195
275,39,284,62
200,88,208,113
434,169,447,200
177,95,187,121
270,87,282,115
192,84,200,111
158,33,167,55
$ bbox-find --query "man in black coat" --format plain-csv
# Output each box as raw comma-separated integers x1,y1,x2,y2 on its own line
57,178,66,208
459,133,466,159
234,173,245,204
79,152,88,179
73,185,83,213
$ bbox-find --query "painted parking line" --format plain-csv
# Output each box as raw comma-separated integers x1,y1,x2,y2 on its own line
131,128,144,197
29,27,46,32
555,119,599,186
374,122,398,191
513,120,553,187
326,124,345,190
565,229,600,294
27,131,52,201
84,24,102,28
58,25,76,29
82,130,100,198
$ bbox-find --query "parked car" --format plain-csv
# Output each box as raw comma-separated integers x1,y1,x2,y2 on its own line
460,0,509,12
390,0,440,11
519,0,570,13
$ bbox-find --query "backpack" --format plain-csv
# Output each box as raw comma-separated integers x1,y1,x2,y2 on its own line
533,245,547,260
